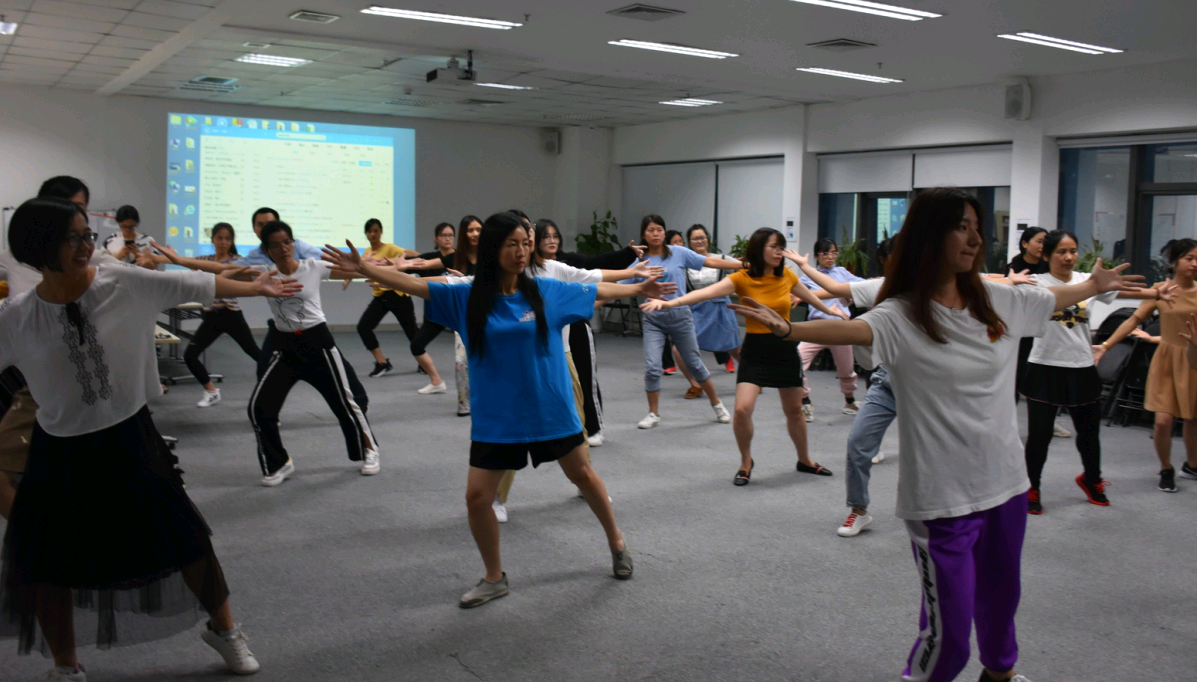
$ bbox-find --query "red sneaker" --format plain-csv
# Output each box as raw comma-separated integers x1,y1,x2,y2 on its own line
1075,474,1110,506
1027,487,1042,515
725,359,735,373
663,367,677,376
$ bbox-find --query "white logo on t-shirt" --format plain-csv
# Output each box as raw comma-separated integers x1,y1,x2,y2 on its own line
520,310,536,322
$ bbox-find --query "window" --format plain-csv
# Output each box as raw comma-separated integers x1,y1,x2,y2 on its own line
1058,147,1131,268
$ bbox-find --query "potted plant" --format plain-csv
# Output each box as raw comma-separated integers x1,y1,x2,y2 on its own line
575,210,622,255
836,228,869,275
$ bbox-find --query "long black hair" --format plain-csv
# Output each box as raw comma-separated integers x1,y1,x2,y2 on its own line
465,212,549,360
1018,226,1047,256
212,222,238,257
534,218,560,260
640,214,669,259
744,228,786,278
454,214,481,272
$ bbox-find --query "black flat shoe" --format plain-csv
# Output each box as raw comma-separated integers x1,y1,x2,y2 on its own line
797,461,833,476
734,458,754,486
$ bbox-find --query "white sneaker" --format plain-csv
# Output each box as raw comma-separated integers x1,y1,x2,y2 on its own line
201,623,261,675
587,432,604,447
44,665,86,681
1053,421,1072,438
872,450,886,464
712,402,731,423
842,400,862,415
492,496,508,523
637,412,660,429
837,511,873,537
260,460,295,487
197,389,221,408
417,382,447,394
360,449,380,476
802,403,813,422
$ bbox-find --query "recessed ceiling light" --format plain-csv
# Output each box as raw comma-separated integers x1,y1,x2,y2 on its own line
476,83,534,90
608,39,738,59
235,53,311,67
361,6,522,29
797,67,903,83
660,98,723,107
787,0,940,21
997,32,1122,54
0,15,17,35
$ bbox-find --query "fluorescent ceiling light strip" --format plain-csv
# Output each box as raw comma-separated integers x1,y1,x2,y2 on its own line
661,98,723,106
608,39,738,59
1017,32,1122,54
996,34,1102,54
476,83,534,90
361,7,521,29
236,54,310,66
796,67,902,83
786,0,935,21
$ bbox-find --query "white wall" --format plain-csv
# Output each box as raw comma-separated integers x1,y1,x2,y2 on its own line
0,84,565,330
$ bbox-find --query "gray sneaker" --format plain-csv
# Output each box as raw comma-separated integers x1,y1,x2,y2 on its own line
612,546,633,580
459,574,509,608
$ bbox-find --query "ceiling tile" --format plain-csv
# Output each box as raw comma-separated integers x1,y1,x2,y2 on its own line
79,54,136,67
15,25,104,43
136,1,210,20
30,0,129,22
3,53,75,68
23,11,116,34
118,11,190,32
88,45,147,60
12,36,92,53
109,24,174,42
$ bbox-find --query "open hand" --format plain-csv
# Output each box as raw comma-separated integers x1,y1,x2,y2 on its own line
630,259,664,280
148,240,181,265
1007,269,1037,286
1090,258,1145,294
1130,328,1160,344
1157,281,1179,306
637,274,678,300
253,269,302,298
783,250,809,267
1179,312,1197,346
322,240,364,275
729,297,791,337
640,297,670,314
629,240,647,259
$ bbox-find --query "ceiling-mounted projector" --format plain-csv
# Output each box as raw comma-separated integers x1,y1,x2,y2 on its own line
427,56,476,85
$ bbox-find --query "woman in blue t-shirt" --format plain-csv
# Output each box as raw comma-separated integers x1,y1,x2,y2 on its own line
629,215,744,429
321,212,673,609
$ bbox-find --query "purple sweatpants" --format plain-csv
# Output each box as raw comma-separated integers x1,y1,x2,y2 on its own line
901,492,1028,682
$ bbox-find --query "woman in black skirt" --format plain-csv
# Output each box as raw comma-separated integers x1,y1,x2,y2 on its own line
1020,230,1170,514
642,228,842,485
0,198,298,679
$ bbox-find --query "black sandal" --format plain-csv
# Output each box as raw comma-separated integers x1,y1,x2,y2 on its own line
797,461,833,476
734,458,754,486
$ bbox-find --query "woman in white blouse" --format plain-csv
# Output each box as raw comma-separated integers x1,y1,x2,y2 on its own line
0,197,299,680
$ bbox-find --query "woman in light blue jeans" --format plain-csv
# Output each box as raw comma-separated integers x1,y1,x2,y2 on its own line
629,214,743,429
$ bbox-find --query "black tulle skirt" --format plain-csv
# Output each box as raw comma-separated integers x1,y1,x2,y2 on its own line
1020,363,1103,407
0,406,228,656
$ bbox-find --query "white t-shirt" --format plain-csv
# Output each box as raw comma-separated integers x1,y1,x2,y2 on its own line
448,258,602,353
848,278,885,370
0,263,214,436
859,279,1056,520
1027,272,1116,368
248,258,333,332
103,231,156,264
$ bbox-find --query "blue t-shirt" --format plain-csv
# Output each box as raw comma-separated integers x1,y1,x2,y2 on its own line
426,277,598,443
241,238,323,265
622,245,707,301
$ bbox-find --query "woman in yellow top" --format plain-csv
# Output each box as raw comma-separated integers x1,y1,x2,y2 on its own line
642,228,845,485
1096,238,1197,492
354,218,419,377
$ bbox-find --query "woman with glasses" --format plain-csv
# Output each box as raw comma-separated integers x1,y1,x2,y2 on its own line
797,238,863,420
684,224,741,377
0,197,301,679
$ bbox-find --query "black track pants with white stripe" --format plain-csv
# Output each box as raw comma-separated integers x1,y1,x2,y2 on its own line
249,325,376,476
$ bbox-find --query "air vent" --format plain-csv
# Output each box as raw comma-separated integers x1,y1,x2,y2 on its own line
807,38,877,52
459,99,504,107
385,97,444,107
546,113,604,121
289,10,340,23
191,76,238,86
180,81,239,93
243,41,271,49
607,4,685,21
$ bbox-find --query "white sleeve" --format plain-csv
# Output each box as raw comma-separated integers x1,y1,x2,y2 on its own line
848,279,885,309
541,259,602,284
858,299,905,368
446,275,475,285
990,280,1056,338
111,263,216,312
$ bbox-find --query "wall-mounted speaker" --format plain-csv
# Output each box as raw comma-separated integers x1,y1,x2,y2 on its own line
1004,82,1032,121
541,128,561,155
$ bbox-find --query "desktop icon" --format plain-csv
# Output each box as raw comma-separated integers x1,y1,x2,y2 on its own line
204,116,212,125
185,137,195,148
276,121,285,130
248,120,258,129
169,163,181,173
184,160,195,172
306,123,315,133
186,116,198,126
169,114,182,125
184,185,196,194
168,204,178,215
232,118,242,126
184,226,194,238
290,122,299,132
184,205,196,216
169,226,179,237
169,182,181,193
170,138,181,149
184,249,194,257
261,120,270,129
217,118,228,127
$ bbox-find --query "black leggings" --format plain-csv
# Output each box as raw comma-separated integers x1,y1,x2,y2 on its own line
409,320,445,357
357,290,419,352
568,321,603,436
1025,399,1102,489
183,308,261,385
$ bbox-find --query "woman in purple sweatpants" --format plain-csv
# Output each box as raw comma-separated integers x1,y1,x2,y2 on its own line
731,187,1140,682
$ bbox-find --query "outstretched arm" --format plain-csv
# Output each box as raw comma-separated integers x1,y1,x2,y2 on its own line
730,297,872,345
322,241,431,299
598,275,675,302
640,278,735,313
149,241,243,275
791,280,849,320
600,259,664,282
1049,259,1143,311
703,255,744,271
213,269,302,299
784,250,853,299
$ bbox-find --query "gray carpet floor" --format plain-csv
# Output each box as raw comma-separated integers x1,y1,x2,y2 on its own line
4,330,1196,682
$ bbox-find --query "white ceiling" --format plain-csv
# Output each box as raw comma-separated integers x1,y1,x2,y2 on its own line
0,0,1191,128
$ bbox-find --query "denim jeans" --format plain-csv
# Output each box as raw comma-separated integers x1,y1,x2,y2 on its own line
845,364,896,510
641,306,711,393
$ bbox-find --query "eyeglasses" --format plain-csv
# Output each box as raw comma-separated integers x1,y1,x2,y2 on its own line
542,234,561,242
820,250,839,257
66,231,98,248
267,238,295,251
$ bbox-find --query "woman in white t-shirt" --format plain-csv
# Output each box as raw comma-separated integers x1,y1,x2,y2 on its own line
1020,230,1171,514
0,198,299,679
731,187,1140,682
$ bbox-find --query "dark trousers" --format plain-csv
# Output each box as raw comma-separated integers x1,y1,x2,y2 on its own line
568,321,603,436
248,325,375,475
662,337,675,370
183,308,261,385
1025,399,1102,489
258,320,368,410
357,290,419,352
409,320,445,356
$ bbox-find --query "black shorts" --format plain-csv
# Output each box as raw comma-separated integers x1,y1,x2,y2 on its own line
469,431,585,471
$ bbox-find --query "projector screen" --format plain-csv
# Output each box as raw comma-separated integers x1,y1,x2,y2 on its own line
166,112,415,257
